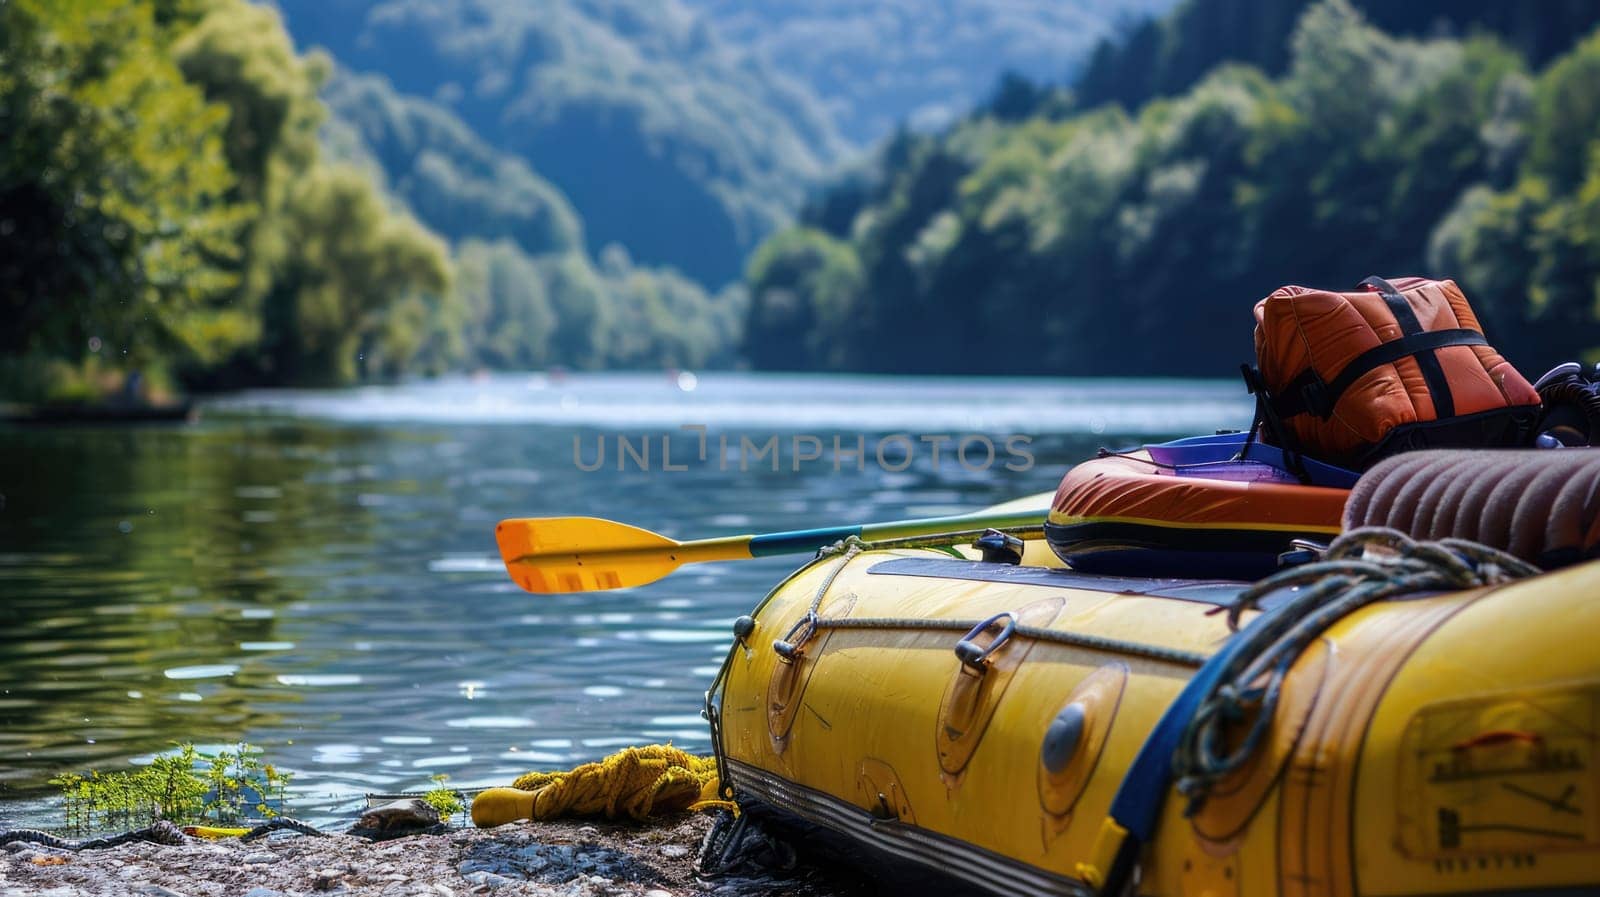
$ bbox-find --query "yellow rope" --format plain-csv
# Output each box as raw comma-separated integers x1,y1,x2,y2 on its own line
181,825,251,839
470,744,735,828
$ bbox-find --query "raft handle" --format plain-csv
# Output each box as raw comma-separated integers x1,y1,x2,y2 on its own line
954,612,1016,671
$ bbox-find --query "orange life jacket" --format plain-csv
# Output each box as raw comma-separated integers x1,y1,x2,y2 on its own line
1249,276,1540,468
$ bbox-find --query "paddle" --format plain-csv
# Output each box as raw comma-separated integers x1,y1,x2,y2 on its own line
494,506,1047,594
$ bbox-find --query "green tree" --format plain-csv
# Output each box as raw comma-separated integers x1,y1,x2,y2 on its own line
745,0,1600,376
455,239,557,370
261,167,453,385
170,0,455,387
745,228,864,369
0,0,247,400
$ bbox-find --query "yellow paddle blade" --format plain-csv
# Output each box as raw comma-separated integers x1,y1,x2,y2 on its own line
495,516,683,593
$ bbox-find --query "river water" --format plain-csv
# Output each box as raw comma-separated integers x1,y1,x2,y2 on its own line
0,373,1250,825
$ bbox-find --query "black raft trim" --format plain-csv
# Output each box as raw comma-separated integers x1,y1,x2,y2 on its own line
1044,519,1327,553
1042,519,1334,580
725,757,1093,897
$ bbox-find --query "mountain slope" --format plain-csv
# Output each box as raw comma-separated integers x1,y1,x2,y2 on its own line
681,0,1176,142
744,0,1600,376
319,69,584,257
274,0,843,286
315,68,746,373
1077,0,1600,110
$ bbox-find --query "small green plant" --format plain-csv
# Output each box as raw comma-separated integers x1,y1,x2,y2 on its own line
147,744,208,823
422,773,464,823
52,742,292,833
202,744,291,824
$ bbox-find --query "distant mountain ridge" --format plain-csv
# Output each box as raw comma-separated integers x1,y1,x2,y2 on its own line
273,0,844,286
320,69,584,258
681,0,1176,142
272,0,1173,286
741,0,1600,376
1076,0,1600,111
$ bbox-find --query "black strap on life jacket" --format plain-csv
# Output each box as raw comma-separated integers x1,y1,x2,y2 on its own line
1240,363,1310,483
1364,275,1458,417
1267,277,1487,421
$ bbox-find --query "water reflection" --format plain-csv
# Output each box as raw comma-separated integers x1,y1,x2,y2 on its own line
0,373,1249,824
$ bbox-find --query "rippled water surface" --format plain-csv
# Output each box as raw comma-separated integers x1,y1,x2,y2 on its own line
0,373,1249,824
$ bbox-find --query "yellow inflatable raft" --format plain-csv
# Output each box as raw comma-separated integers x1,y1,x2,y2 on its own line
705,450,1600,896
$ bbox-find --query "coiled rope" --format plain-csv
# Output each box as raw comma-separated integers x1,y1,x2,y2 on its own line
1172,526,1539,812
510,744,730,819
472,744,733,827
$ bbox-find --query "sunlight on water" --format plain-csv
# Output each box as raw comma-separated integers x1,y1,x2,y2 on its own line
0,373,1244,826
211,371,1251,433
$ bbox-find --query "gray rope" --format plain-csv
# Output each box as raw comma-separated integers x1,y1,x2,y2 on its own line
1173,526,1539,812
789,535,1208,667
0,820,184,850
0,817,332,852
239,817,328,841
772,539,864,656
809,539,865,610
812,616,1208,667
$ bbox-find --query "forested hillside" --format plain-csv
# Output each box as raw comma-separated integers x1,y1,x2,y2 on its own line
12,0,1600,401
1077,0,1600,111
318,69,746,374
678,0,1174,143
0,0,742,403
745,0,1600,376
274,0,1182,286
320,70,584,259
272,0,844,286
0,0,450,398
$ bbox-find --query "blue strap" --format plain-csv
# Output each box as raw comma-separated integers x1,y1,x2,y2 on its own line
1094,601,1289,894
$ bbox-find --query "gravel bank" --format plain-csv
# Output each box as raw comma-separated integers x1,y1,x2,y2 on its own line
0,814,856,897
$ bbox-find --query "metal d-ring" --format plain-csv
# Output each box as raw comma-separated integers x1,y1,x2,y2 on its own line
953,611,1016,671
773,611,820,661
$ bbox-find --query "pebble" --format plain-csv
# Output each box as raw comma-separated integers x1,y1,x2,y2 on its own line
242,851,282,865
457,858,521,879
9,848,44,862
460,870,517,889
643,890,673,897
135,886,190,897
658,844,690,859
352,799,441,840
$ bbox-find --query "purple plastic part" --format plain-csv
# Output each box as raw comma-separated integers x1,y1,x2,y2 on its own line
1140,432,1359,488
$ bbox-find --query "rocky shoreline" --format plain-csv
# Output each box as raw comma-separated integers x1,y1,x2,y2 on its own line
1,814,855,897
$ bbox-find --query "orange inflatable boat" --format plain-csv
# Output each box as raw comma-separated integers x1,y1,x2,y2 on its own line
1044,433,1352,578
